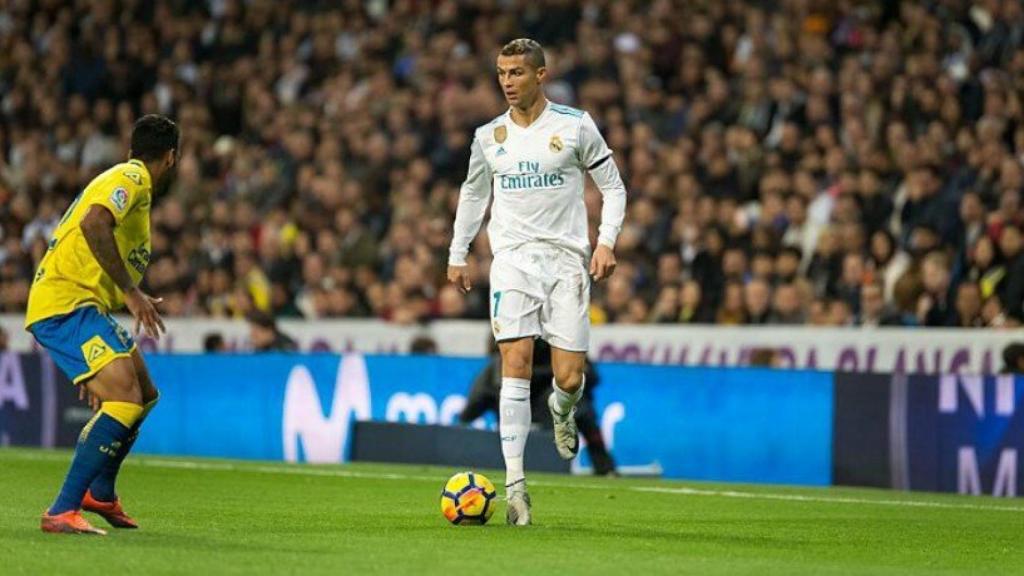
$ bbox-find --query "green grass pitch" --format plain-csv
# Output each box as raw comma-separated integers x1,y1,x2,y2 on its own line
1,447,1021,575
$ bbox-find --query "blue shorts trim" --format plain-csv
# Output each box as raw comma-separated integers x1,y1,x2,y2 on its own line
29,306,136,384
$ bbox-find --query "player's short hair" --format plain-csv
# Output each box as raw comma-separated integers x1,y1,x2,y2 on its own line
130,114,179,161
500,38,546,69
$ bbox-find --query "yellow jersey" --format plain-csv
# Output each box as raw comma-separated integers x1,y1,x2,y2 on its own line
25,159,153,328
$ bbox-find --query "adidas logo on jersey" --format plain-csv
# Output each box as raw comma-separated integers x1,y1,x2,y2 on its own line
496,147,507,156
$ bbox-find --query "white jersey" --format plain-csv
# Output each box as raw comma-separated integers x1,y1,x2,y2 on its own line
448,101,626,266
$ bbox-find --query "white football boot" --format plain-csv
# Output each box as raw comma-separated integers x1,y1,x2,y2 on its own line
505,482,532,526
548,392,580,460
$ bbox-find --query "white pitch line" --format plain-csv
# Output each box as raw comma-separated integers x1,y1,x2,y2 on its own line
5,450,1022,513
633,486,1024,513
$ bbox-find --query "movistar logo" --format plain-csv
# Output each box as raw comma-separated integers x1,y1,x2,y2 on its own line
499,160,565,191
283,354,371,463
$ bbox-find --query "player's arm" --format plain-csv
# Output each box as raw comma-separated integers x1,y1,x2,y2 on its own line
80,204,165,338
579,113,626,281
447,136,493,293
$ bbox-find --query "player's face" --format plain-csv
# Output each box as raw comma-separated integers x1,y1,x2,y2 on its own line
496,55,545,108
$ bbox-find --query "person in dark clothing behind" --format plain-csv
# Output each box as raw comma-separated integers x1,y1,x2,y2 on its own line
460,339,617,476
203,332,227,352
1000,342,1024,374
997,224,1024,321
409,335,439,354
246,311,298,352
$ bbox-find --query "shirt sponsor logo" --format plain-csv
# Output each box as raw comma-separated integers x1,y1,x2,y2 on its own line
127,243,151,274
111,188,129,212
498,172,566,191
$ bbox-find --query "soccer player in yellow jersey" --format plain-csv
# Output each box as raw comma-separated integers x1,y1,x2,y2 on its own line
26,115,179,535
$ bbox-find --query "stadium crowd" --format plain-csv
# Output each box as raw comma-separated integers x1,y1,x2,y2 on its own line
1,0,1023,328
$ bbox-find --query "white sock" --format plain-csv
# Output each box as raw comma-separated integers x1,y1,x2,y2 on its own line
500,377,531,489
551,373,585,419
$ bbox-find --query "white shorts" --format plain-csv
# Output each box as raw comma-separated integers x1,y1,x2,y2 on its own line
489,244,591,352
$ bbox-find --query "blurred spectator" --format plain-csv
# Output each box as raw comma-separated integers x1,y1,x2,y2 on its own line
917,252,954,327
828,299,854,327
747,347,779,368
857,281,898,327
769,283,805,324
678,280,712,323
869,229,910,303
0,324,8,352
998,224,1024,320
409,335,439,354
832,252,866,315
965,235,1005,300
951,282,984,327
743,279,772,325
0,1,1020,329
246,311,297,352
1002,342,1024,373
203,332,227,353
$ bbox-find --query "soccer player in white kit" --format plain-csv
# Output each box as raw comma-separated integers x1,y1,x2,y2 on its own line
447,38,626,525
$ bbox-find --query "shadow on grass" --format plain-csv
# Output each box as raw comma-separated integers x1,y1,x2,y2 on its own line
0,526,339,557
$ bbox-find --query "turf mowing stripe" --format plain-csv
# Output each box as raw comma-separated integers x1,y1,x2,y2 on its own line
5,450,1022,514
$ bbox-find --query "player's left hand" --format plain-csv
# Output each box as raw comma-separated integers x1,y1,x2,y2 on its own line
590,244,616,281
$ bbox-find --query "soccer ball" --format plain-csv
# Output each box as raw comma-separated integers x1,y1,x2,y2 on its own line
440,471,497,525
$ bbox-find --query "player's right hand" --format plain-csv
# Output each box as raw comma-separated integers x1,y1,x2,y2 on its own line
78,384,100,412
126,287,166,339
447,265,472,293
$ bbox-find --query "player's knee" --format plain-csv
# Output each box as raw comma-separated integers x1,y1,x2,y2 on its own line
503,358,531,379
142,385,160,406
553,365,584,392
139,374,160,405
95,360,144,404
111,377,143,405
501,352,532,378
499,338,534,378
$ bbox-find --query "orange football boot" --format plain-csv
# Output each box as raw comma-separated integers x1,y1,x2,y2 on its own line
40,510,107,535
82,490,139,529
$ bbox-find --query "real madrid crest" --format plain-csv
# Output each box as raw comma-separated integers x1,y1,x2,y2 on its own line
494,125,507,144
549,134,563,153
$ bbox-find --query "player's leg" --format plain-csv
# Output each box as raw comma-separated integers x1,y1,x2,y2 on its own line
43,357,143,534
497,336,534,485
490,255,543,526
84,348,159,528
548,347,586,459
542,258,591,460
498,336,534,526
30,307,140,535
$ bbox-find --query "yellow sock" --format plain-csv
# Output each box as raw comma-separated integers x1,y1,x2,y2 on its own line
101,401,144,428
